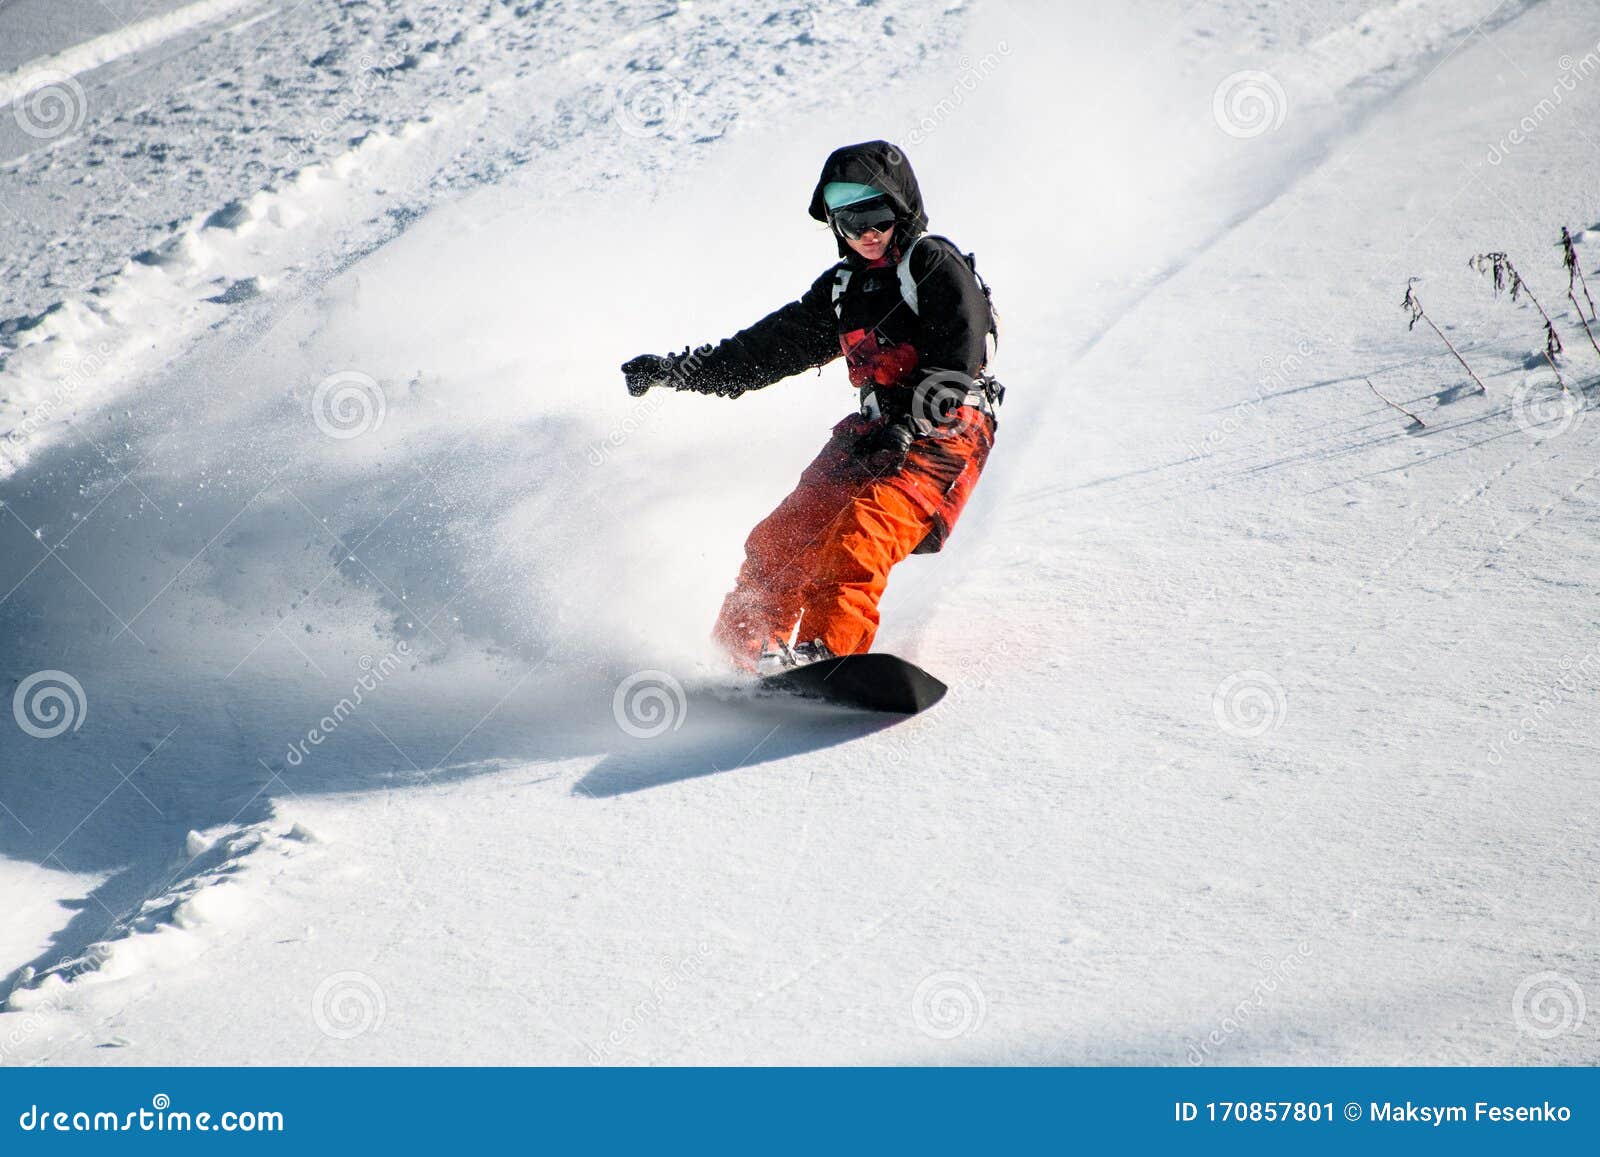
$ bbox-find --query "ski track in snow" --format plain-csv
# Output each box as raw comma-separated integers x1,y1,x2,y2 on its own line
0,0,260,104
2,0,1598,1065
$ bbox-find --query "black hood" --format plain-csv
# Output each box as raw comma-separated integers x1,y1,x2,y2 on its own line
807,140,928,257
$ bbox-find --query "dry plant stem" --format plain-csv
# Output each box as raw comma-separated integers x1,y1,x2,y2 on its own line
1365,377,1425,427
1474,253,1557,327
1569,289,1600,359
1526,291,1562,348
1542,349,1572,395
1561,227,1596,321
1421,312,1488,393
1470,253,1572,392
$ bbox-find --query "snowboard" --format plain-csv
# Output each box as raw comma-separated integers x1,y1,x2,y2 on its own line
758,653,947,715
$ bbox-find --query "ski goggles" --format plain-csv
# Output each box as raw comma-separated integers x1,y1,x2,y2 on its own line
830,198,898,239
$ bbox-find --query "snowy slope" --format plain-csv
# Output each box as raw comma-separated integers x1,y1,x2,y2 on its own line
2,0,1597,1065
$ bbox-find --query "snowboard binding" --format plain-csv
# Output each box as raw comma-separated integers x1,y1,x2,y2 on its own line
756,637,837,676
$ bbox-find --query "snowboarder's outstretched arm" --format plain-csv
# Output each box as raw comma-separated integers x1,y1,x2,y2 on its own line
621,269,841,397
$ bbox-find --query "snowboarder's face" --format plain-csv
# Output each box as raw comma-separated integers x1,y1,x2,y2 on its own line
845,223,894,262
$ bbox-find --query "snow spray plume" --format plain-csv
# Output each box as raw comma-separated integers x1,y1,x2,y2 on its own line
612,670,688,739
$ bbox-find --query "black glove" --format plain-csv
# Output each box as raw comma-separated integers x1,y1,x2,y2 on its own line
855,417,916,474
622,346,749,399
621,352,681,397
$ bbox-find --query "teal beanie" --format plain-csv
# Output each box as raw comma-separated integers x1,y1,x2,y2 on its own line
821,181,885,211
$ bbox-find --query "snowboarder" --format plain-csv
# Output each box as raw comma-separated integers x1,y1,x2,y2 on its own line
621,140,1001,673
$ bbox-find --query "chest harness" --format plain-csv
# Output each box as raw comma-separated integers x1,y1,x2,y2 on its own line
829,234,1003,423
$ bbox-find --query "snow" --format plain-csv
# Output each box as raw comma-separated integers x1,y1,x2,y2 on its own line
1,0,1596,1066
0,0,259,101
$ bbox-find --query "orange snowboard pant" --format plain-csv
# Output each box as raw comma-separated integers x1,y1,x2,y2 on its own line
713,409,994,667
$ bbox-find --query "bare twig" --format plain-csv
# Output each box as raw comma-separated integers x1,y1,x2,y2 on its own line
1557,227,1600,359
1401,281,1488,394
1568,289,1600,359
1561,227,1596,322
1469,252,1570,394
1365,377,1425,428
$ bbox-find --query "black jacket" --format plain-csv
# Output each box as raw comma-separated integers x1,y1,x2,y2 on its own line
677,141,993,413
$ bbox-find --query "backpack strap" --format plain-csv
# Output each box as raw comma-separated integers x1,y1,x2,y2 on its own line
896,233,929,314
837,238,999,357
833,240,928,318
831,264,852,319
898,233,1000,357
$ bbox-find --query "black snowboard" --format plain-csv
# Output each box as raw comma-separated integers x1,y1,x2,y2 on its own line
758,653,947,715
